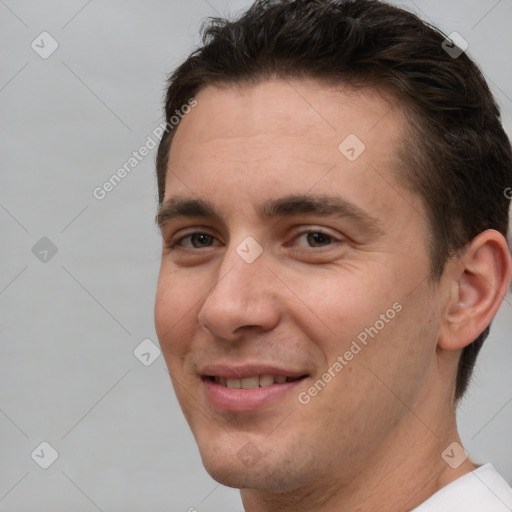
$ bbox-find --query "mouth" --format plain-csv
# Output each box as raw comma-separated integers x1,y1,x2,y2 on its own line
200,366,309,412
206,374,306,389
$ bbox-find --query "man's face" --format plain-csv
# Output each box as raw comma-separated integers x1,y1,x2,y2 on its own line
155,78,445,492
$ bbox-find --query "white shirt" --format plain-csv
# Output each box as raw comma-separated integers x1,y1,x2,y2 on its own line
412,463,512,511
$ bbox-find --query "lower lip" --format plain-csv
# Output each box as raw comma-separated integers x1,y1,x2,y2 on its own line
202,378,306,412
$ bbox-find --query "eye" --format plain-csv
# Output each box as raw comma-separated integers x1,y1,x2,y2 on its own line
295,230,337,248
172,232,220,249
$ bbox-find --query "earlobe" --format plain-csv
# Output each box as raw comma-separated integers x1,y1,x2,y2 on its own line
439,229,512,351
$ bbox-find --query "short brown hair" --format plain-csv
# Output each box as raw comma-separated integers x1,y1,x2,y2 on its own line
156,0,512,400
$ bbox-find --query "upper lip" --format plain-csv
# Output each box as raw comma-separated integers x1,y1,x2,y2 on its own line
200,363,309,380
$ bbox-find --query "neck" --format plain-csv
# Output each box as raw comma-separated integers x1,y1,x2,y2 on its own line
240,400,476,512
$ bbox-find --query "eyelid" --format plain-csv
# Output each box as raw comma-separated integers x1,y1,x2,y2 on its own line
166,225,345,250
287,226,345,246
167,227,222,249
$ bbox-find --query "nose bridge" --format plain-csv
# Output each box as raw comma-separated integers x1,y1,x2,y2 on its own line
197,240,280,337
211,234,269,297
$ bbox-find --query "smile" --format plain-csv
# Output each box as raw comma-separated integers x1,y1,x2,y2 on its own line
209,375,304,389
201,366,309,412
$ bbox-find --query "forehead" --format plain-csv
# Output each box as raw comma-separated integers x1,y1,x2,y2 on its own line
164,77,423,232
171,77,403,149
167,77,405,183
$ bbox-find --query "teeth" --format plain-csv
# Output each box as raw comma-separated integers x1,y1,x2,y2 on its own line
226,378,242,389
214,375,297,388
259,374,275,387
241,376,259,389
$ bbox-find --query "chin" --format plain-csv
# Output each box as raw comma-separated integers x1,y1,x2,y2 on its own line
195,439,262,486
202,458,292,492
196,438,314,493
203,461,262,489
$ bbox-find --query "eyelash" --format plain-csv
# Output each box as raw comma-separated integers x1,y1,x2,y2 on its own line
168,228,343,250
169,232,220,250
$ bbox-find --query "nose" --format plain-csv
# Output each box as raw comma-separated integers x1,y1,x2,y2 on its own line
197,244,281,341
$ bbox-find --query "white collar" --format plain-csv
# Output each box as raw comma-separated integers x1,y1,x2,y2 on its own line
412,463,512,511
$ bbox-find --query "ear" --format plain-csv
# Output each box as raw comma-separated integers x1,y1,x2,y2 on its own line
438,229,512,351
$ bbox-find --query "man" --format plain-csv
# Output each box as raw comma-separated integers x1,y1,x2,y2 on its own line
153,0,512,510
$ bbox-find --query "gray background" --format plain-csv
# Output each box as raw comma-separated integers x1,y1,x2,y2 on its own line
1,0,511,510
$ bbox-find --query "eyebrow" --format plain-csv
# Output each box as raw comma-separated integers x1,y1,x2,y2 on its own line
156,193,384,237
156,197,221,228
262,194,384,236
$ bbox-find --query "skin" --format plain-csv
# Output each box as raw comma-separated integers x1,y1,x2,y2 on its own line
154,77,511,512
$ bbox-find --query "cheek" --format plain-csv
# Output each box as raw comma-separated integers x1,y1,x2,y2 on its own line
287,265,400,355
154,270,198,356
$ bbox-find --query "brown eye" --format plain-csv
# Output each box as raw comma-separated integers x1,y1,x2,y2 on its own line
174,233,219,249
190,234,215,248
306,232,332,247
